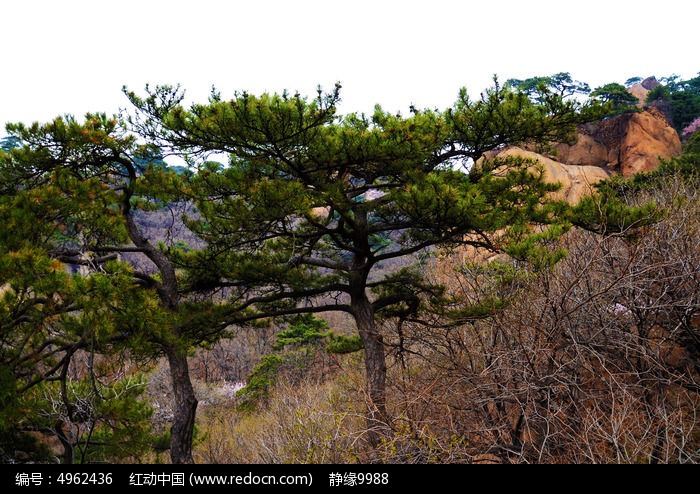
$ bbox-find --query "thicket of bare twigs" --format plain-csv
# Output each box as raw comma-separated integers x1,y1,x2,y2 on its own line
378,173,700,464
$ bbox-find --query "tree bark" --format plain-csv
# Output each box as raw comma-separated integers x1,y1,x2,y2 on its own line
54,421,74,464
351,293,389,448
121,175,197,464
166,346,198,464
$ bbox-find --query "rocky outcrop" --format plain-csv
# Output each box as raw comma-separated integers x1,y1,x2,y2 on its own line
641,76,661,90
627,76,661,107
628,84,650,105
616,108,682,175
548,132,609,168
628,76,661,105
481,103,682,205
490,147,611,204
545,107,682,176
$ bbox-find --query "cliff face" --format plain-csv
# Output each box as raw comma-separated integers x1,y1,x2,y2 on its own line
615,108,682,175
543,107,682,177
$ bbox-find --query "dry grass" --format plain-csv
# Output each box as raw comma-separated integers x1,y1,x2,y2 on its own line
193,362,367,464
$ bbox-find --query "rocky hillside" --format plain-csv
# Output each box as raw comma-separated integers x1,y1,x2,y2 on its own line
490,92,682,203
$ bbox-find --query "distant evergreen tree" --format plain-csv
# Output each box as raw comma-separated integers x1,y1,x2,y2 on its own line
236,314,359,412
649,74,700,133
590,83,639,115
625,76,643,87
646,85,672,102
506,72,591,103
0,135,21,151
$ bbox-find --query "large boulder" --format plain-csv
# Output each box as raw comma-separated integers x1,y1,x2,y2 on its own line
488,146,611,204
641,76,661,90
544,108,682,176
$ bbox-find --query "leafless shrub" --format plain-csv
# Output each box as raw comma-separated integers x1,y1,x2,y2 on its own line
378,175,700,463
189,325,278,384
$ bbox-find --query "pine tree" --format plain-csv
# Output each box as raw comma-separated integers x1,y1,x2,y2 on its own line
125,79,620,447
0,139,160,462
0,114,240,463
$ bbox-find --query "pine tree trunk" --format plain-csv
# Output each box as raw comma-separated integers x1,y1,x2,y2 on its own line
166,347,198,464
123,203,198,464
54,421,74,464
352,294,389,447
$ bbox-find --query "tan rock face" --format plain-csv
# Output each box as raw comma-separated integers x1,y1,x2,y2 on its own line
544,108,681,177
550,133,608,167
489,147,611,204
628,77,660,105
628,84,649,106
618,109,682,176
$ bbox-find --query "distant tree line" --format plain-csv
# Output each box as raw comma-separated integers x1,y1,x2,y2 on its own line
506,71,700,131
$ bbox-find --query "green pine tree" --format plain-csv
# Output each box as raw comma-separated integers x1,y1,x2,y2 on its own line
0,114,249,463
125,79,627,446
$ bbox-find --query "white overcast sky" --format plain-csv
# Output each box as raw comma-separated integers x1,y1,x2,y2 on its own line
1,0,697,130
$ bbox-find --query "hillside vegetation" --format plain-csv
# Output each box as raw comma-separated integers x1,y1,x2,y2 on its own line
1,72,699,464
